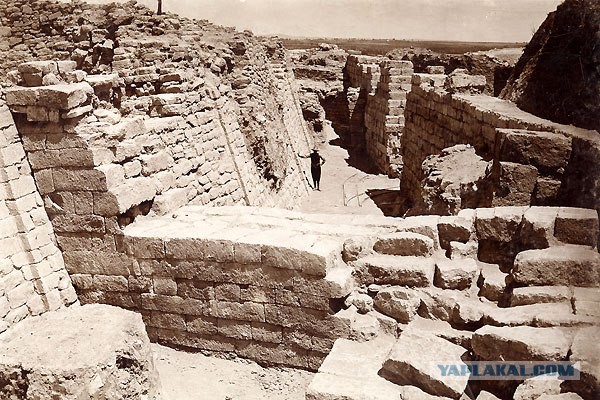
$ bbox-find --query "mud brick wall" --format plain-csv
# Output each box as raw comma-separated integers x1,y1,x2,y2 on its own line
401,73,600,212
0,103,76,333
364,60,413,177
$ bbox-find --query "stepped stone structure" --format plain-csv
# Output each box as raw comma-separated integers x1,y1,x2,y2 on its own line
0,0,599,399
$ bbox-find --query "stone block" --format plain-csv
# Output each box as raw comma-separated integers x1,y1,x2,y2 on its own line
434,258,478,290
519,206,559,249
373,232,434,257
0,304,160,399
510,286,571,306
478,262,508,302
498,129,572,172
438,213,473,250
533,177,562,205
554,207,599,247
251,322,283,343
564,327,600,398
50,214,105,234
355,254,435,287
217,319,252,340
93,275,128,292
472,326,572,361
164,238,206,259
185,315,217,335
512,246,600,287
153,277,177,296
210,301,265,323
380,332,469,398
373,286,420,323
513,374,562,400
52,168,107,191
475,207,525,242
493,162,538,206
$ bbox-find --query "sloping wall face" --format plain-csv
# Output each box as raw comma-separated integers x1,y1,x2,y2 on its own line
0,0,313,211
401,73,600,214
0,103,76,333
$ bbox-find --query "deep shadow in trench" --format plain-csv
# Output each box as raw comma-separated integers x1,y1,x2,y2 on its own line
366,188,411,217
320,84,379,174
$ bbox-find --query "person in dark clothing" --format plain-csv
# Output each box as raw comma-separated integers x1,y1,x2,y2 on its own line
300,149,326,190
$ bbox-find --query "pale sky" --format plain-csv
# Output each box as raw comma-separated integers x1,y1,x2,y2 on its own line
75,0,563,42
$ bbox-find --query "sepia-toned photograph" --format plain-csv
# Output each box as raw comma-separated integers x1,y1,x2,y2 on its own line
0,0,598,399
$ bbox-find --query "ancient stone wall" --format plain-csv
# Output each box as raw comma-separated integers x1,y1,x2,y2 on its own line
0,102,76,334
364,60,413,177
340,55,381,151
0,0,312,210
341,56,414,176
62,205,395,370
401,72,600,214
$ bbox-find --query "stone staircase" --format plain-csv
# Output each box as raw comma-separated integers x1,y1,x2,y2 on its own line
306,207,600,400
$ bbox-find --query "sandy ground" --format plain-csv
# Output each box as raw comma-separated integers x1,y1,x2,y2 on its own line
154,344,314,400
299,121,400,215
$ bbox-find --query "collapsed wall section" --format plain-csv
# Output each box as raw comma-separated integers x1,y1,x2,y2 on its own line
0,102,76,334
401,72,600,214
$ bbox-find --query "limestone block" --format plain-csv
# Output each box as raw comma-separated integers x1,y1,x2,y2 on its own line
17,61,59,77
538,394,583,400
9,82,93,110
472,326,572,361
93,275,128,292
493,162,537,206
354,254,435,287
448,240,478,260
513,374,562,400
476,206,525,242
373,286,420,323
477,391,501,400
417,287,487,326
519,206,559,249
306,336,414,400
373,232,434,257
478,262,508,301
533,177,562,205
572,287,600,319
434,258,478,290
498,129,572,171
565,327,600,397
141,151,174,176
28,148,96,169
50,214,105,234
510,286,571,306
512,246,600,287
554,207,599,247
438,212,474,250
111,177,158,213
380,332,469,398
52,168,107,191
0,304,160,399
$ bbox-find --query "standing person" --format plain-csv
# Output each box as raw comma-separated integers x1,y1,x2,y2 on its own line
300,149,326,190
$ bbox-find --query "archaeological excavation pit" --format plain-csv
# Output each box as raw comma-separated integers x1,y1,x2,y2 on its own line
0,0,599,399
